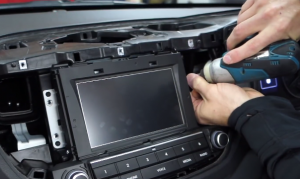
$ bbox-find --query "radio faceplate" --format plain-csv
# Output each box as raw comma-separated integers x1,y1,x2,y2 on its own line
89,131,211,179
46,52,229,179
54,53,199,159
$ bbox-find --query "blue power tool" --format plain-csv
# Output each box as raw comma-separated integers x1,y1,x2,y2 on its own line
200,40,300,84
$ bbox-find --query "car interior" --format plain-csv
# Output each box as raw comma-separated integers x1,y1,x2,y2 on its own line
0,3,299,179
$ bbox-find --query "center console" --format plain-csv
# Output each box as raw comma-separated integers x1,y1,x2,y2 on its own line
0,10,242,179
44,53,228,179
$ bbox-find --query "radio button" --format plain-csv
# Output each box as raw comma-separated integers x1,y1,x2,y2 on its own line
137,153,158,167
156,148,176,161
190,138,208,151
177,154,196,168
193,149,211,162
93,164,118,179
121,171,143,179
173,142,192,156
117,158,139,173
140,159,180,179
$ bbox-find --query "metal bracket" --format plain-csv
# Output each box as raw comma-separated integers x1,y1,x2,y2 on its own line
43,89,66,149
11,123,46,151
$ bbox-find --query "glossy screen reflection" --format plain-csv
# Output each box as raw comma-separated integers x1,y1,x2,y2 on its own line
76,68,184,148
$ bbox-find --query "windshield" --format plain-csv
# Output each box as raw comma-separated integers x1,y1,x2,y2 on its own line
0,0,245,5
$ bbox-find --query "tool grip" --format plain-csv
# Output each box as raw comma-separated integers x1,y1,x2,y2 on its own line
220,40,300,83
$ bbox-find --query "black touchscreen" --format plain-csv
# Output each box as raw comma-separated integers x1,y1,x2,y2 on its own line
76,68,184,148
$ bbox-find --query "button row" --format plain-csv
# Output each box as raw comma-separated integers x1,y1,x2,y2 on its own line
122,149,211,179
94,149,211,179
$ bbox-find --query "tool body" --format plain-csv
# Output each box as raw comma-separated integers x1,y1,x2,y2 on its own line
201,40,300,84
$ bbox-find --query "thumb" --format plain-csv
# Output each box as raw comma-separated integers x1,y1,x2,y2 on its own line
186,73,209,98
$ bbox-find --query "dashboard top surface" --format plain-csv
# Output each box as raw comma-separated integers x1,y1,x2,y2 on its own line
0,7,239,37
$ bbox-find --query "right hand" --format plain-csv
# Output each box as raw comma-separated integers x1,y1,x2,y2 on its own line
224,0,300,64
187,73,263,126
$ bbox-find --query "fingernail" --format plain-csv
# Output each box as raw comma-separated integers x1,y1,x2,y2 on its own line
187,73,198,87
223,54,232,64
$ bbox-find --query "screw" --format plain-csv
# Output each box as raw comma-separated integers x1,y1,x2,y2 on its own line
55,141,60,146
47,100,53,105
8,102,11,106
16,103,20,107
66,150,70,154
11,63,16,68
54,133,59,138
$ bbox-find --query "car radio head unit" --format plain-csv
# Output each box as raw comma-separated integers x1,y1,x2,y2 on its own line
55,53,198,158
76,68,184,149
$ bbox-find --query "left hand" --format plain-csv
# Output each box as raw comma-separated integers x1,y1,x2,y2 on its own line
187,73,263,126
224,0,300,64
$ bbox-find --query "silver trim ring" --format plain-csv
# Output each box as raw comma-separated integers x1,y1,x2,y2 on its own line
73,173,89,179
217,133,229,147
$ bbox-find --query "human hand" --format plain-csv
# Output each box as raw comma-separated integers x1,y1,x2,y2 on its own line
187,73,263,126
224,0,300,64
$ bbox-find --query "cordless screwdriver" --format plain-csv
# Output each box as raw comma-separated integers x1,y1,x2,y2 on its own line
200,40,300,84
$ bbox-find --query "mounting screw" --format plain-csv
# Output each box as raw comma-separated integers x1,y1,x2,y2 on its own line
8,102,11,106
66,150,70,154
16,103,20,107
54,133,59,138
11,63,17,68
55,141,60,146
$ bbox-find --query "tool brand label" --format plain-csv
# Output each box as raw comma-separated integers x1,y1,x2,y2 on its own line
157,167,166,172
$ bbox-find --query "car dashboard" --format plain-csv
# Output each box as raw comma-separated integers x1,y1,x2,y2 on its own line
0,7,299,179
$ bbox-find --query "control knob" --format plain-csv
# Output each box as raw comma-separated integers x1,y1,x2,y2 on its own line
65,170,89,179
211,131,229,149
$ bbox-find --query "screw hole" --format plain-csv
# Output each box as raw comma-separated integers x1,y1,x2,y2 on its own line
45,92,51,97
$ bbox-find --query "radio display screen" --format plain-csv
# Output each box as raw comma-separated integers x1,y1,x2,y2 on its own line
76,68,184,148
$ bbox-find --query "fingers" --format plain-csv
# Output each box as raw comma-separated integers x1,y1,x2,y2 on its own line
224,27,281,64
239,0,255,15
191,90,202,100
237,4,257,24
190,91,203,112
187,73,209,99
227,15,264,50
